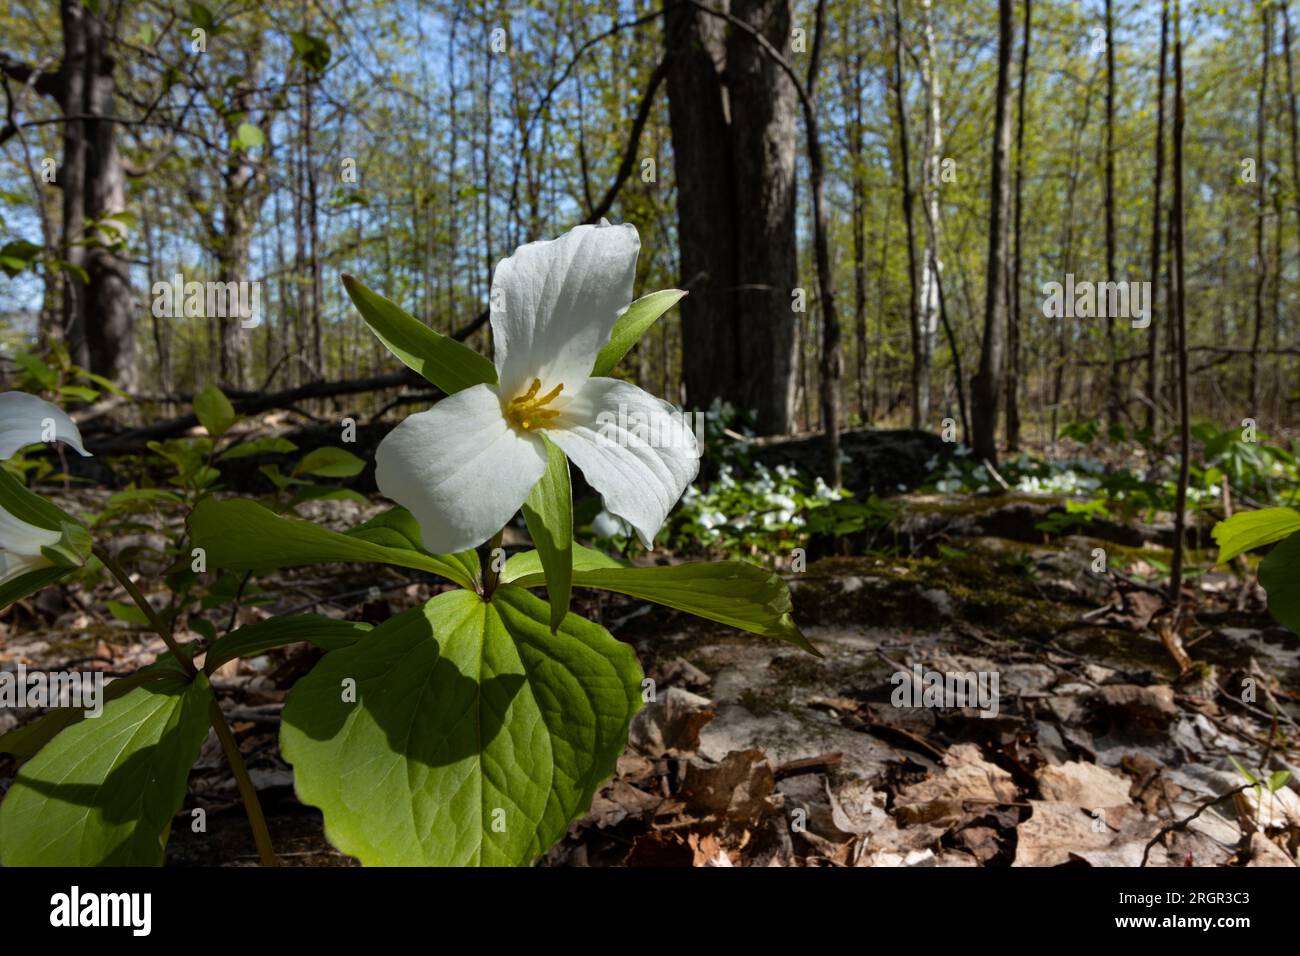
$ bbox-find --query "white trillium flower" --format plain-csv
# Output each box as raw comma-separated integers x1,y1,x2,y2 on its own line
376,222,700,554
0,391,90,460
0,391,90,585
590,508,629,540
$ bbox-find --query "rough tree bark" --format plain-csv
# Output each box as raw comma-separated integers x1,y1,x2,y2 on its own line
663,1,740,416
728,0,800,434
47,1,135,387
663,0,800,436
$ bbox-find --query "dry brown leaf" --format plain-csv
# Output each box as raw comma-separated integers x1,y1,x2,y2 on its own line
680,749,781,829
1246,832,1297,867
894,743,1019,826
628,687,714,757
1036,760,1132,809
1096,684,1178,727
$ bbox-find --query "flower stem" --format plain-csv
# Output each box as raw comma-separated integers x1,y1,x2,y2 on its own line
208,699,279,866
93,544,196,676
479,528,506,601
93,543,278,866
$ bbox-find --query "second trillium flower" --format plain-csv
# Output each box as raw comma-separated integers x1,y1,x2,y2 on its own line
0,391,91,587
376,222,699,555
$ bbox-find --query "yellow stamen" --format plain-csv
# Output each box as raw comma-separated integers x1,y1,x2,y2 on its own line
506,377,564,432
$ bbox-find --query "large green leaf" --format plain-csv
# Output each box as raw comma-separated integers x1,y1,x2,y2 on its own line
203,614,372,674
1213,507,1300,564
342,274,496,394
1259,530,1300,635
280,585,642,866
590,289,686,377
0,662,188,759
0,672,213,866
188,497,477,589
513,559,817,655
520,434,572,633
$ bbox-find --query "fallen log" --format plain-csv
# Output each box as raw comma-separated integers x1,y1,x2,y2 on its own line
80,299,492,452
83,370,432,453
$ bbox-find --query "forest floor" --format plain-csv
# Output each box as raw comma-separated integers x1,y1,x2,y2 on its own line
1,492,1297,867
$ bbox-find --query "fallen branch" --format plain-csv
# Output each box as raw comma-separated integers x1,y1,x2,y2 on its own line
1139,782,1252,867
86,370,427,452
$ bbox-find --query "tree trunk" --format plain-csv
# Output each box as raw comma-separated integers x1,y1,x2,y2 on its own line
1146,0,1169,435
890,0,924,430
1169,0,1190,606
663,0,741,418
1104,0,1120,425
918,0,943,432
1250,0,1272,416
1007,0,1031,451
805,0,843,484
305,76,324,379
1049,59,1097,450
1284,5,1300,298
971,0,1015,464
1283,4,1300,414
664,0,800,436
59,0,133,387
214,58,263,389
844,36,869,419
728,0,800,435
903,7,968,442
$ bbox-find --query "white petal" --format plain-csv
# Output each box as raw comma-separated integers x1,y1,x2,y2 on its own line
546,378,700,548
0,505,59,585
0,391,91,460
490,222,639,399
375,383,548,554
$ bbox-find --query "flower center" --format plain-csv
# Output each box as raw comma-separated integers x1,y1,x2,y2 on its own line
505,378,564,432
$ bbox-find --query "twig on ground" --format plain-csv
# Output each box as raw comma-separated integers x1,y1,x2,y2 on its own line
1140,783,1252,867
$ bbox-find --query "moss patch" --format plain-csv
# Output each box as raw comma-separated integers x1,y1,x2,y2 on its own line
792,548,1078,641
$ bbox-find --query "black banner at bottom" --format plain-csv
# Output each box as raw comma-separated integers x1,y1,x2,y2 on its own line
0,865,1287,943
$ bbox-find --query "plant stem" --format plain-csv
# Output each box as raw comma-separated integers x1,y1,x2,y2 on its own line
93,543,278,866
209,699,279,866
93,544,196,676
480,528,506,601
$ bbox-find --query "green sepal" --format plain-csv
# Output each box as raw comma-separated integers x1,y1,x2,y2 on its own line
590,289,686,377
342,274,496,394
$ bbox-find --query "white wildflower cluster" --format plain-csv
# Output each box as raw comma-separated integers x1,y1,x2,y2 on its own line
1014,469,1102,496
637,460,855,555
